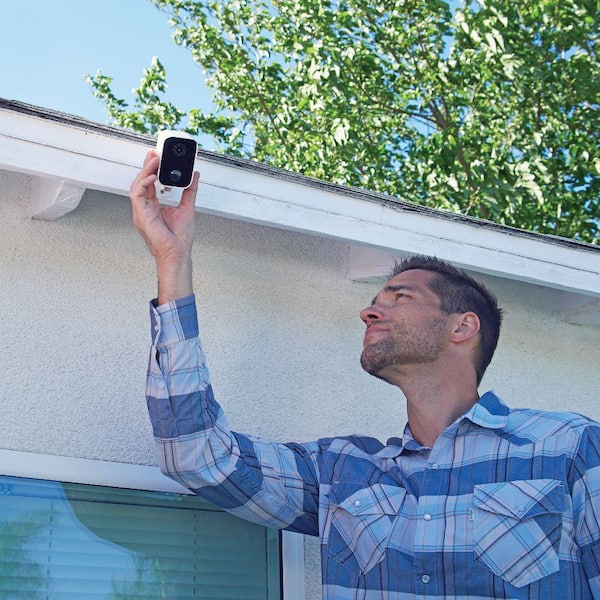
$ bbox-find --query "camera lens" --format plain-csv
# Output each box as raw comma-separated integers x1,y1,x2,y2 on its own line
172,143,187,157
158,136,197,188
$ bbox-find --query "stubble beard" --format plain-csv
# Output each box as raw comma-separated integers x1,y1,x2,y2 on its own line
360,316,449,383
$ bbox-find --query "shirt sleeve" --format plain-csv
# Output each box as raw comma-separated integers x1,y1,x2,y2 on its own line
146,295,320,536
571,423,600,597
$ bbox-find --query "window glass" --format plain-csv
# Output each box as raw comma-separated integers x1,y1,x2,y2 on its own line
0,475,281,599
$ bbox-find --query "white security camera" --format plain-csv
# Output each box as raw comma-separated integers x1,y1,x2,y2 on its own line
155,130,197,198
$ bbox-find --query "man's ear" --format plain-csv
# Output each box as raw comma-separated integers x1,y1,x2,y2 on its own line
450,312,480,343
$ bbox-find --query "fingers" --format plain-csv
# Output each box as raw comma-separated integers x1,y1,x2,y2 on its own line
130,152,161,241
180,171,200,210
130,151,159,203
130,152,199,224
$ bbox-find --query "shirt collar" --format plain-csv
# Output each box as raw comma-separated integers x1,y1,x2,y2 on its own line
387,391,510,455
462,391,510,430
383,425,431,456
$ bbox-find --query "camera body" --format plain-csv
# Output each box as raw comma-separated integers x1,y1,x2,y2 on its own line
156,130,197,192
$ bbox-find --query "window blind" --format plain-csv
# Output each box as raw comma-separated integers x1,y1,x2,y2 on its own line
0,475,281,599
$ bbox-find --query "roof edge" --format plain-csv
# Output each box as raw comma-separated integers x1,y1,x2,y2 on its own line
1,98,596,255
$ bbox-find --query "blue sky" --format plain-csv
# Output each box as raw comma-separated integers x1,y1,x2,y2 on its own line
1,0,211,125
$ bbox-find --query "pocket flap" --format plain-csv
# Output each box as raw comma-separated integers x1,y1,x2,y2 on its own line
331,483,407,516
474,479,566,520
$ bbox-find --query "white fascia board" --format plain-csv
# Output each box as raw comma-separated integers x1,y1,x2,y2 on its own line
0,109,149,195
196,169,599,298
1,103,598,300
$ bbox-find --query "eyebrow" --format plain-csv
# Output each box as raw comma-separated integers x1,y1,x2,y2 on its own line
371,284,416,305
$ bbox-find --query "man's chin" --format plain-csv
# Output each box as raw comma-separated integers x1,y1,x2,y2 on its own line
360,353,392,383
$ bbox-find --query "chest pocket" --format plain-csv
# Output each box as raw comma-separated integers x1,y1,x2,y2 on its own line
473,478,567,588
325,482,407,574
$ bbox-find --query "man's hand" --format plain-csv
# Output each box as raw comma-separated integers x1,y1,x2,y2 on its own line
130,150,200,305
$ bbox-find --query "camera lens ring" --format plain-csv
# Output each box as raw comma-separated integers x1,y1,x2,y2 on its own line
172,142,187,157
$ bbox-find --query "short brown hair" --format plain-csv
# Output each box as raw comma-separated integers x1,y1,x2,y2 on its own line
391,256,503,384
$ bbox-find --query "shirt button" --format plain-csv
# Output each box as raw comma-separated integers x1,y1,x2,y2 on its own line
423,513,432,521
354,500,362,508
154,325,160,332
430,463,439,469
421,575,431,584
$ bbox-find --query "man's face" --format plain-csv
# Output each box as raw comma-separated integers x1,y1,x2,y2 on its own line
359,269,451,382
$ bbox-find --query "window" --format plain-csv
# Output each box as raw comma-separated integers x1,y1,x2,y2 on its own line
0,450,304,599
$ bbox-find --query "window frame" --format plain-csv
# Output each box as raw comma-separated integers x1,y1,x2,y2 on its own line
0,448,305,600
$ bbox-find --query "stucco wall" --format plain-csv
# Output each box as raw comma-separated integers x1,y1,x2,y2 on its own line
1,168,598,598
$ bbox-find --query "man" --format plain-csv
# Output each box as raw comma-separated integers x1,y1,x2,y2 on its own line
131,151,600,598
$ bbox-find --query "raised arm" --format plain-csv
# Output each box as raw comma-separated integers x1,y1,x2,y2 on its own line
129,150,199,305
130,152,320,535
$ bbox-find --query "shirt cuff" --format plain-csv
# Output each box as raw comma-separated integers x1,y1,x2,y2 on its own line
149,294,199,347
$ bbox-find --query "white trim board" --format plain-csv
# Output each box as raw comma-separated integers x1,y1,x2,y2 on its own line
1,101,598,306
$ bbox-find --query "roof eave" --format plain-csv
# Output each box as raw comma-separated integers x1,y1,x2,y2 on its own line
1,99,598,324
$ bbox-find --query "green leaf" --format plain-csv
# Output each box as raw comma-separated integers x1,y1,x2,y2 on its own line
85,0,600,244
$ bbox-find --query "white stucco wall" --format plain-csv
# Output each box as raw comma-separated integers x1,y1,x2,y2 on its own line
1,168,598,598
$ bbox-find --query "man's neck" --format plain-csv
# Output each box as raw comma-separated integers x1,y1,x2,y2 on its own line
397,371,479,448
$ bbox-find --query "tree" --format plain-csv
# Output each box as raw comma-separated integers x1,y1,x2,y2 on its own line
0,519,46,599
86,0,599,244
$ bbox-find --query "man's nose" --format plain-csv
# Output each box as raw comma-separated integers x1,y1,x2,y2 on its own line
360,304,384,326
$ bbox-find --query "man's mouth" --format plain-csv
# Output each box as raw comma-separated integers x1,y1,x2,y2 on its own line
364,325,388,340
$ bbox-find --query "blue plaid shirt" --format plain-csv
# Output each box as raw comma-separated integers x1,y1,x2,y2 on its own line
147,296,600,599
